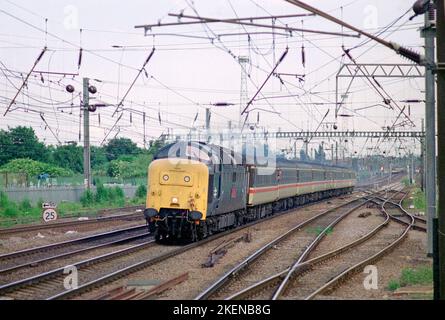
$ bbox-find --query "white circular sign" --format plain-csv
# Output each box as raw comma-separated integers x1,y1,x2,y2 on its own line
43,208,58,222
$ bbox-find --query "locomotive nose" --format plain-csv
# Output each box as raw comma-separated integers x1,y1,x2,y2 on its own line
146,158,209,216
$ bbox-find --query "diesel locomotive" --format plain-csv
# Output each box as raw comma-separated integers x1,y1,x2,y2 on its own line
144,141,356,242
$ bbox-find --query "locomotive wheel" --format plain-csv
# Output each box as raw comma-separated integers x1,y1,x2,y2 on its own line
197,222,208,240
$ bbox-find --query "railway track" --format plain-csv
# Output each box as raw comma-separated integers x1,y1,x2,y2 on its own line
0,238,160,300
0,207,144,236
376,188,426,232
0,224,150,281
207,189,412,300
290,194,413,300
0,192,362,300
195,194,378,300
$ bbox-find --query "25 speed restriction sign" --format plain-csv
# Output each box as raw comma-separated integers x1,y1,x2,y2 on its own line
43,208,58,222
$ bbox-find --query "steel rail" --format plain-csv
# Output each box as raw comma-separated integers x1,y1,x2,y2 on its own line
224,196,392,300
195,195,374,300
0,231,150,275
0,191,360,300
270,196,380,299
0,240,156,297
0,224,147,261
48,192,359,300
0,208,144,236
375,196,426,232
303,192,413,299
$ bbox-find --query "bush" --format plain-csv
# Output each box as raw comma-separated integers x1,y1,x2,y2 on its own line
108,186,125,206
0,191,8,208
112,186,125,199
95,184,109,204
0,158,73,177
19,198,32,211
402,177,410,187
135,185,147,199
80,185,126,207
80,189,94,207
107,154,151,179
386,267,433,292
387,279,400,291
413,189,426,210
4,205,19,217
400,267,432,286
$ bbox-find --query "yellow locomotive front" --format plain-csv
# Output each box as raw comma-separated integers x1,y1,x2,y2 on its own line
144,158,209,241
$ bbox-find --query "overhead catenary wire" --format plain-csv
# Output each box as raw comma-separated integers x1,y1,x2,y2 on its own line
3,46,47,116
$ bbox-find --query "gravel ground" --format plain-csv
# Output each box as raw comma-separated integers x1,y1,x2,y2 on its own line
0,235,151,286
74,193,362,300
325,229,431,300
282,220,406,299
0,219,145,254
0,241,174,300
209,201,370,299
219,203,386,300
306,205,385,257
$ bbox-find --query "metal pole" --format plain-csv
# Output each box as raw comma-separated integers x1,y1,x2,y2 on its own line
143,112,146,149
420,118,425,192
423,5,437,256
433,217,440,299
435,0,445,299
389,162,392,184
335,140,338,165
205,108,211,130
83,78,91,190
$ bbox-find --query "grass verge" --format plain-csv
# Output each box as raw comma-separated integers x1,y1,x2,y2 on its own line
387,266,433,292
0,185,146,227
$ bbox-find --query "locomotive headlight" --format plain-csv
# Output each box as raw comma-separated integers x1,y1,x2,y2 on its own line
162,174,169,181
171,197,179,204
184,176,191,182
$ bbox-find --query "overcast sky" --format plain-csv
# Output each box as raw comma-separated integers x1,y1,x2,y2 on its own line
0,0,427,158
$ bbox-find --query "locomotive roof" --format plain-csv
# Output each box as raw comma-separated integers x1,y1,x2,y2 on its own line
154,141,238,165
155,141,354,172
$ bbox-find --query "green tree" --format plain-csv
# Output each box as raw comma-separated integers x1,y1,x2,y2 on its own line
148,139,164,155
0,127,47,166
135,185,147,199
105,137,140,161
0,158,73,177
107,160,131,178
91,146,108,169
51,143,83,173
